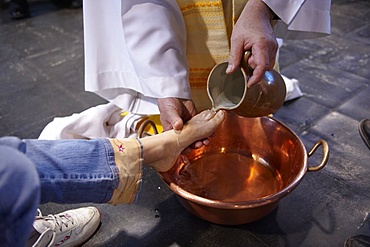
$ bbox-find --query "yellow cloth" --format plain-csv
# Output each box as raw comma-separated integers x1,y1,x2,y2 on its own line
175,1,250,110
176,0,249,88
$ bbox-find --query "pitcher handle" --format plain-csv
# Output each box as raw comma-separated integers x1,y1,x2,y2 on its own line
240,51,252,74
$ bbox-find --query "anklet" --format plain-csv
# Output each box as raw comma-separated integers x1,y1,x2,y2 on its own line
135,137,144,160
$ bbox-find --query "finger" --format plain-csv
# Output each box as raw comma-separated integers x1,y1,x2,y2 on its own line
161,121,173,132
247,46,269,87
181,147,192,155
161,115,183,131
187,140,203,150
163,109,184,131
252,46,276,71
247,65,265,87
188,138,209,150
182,100,198,121
202,139,210,146
172,119,183,130
194,140,204,149
226,39,244,74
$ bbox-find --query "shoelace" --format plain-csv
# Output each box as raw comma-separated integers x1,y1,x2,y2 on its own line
49,214,75,232
35,210,77,247
49,214,75,247
36,211,76,232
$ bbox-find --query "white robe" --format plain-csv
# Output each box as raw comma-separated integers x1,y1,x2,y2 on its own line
83,0,190,115
39,0,331,140
83,0,331,114
266,0,331,39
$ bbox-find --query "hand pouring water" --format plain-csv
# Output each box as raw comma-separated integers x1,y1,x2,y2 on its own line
207,51,286,118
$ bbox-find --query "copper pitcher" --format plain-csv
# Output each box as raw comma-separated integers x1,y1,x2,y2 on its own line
207,52,286,117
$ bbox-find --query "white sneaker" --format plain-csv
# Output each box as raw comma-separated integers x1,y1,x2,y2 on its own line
32,207,101,247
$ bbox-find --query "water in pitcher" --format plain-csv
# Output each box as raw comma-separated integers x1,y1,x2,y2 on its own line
177,152,283,202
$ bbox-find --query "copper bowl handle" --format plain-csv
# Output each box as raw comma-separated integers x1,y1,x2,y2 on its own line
137,119,159,138
307,140,329,172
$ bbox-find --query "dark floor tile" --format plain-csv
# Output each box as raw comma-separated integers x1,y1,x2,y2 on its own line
0,81,105,138
330,12,370,39
305,37,370,80
351,24,370,45
280,58,368,110
0,59,48,98
309,112,370,188
274,97,331,134
338,84,370,121
279,39,325,69
331,0,370,23
1,24,80,61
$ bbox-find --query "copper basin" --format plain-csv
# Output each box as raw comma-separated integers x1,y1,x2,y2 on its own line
160,112,329,225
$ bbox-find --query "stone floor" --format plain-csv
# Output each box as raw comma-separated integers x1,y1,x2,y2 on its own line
1,0,370,246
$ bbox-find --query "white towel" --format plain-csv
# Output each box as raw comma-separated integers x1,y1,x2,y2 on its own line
283,75,303,101
38,103,144,140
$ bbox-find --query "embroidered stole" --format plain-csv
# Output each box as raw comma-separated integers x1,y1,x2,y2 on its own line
176,0,248,88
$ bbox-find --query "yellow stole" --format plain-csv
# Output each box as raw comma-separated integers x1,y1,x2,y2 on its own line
176,0,248,88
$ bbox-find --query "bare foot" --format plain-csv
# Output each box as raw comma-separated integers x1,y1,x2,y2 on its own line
142,109,225,172
176,109,225,149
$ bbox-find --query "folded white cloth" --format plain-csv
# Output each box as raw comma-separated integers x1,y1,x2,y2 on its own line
282,75,303,101
38,103,143,140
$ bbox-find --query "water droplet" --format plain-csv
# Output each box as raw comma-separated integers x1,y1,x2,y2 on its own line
154,209,160,218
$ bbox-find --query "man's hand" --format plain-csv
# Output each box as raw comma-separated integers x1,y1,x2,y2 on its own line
157,97,210,151
226,0,278,87
157,98,198,131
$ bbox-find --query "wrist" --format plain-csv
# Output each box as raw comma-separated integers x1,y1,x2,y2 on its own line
245,0,275,21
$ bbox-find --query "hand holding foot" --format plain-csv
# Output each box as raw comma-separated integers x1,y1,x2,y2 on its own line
141,109,226,172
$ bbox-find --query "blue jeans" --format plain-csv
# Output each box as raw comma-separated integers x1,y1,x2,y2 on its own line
0,137,119,246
